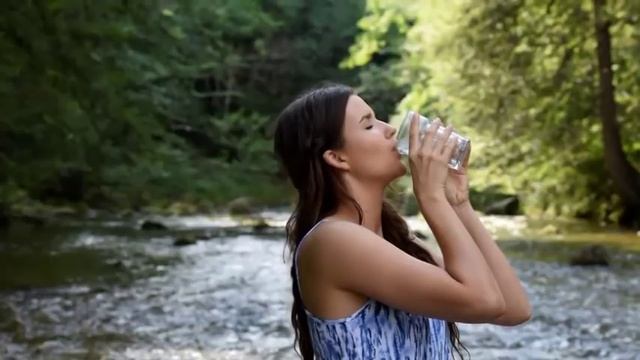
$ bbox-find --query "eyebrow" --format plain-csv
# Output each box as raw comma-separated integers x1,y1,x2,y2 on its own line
359,112,373,123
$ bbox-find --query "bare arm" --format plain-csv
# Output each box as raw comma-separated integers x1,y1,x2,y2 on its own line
418,194,506,320
452,201,532,325
305,199,505,323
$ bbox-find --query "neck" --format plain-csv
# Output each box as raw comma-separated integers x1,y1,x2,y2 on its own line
331,178,386,236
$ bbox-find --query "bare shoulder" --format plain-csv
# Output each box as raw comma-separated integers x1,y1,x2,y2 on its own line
298,220,377,275
302,220,381,257
301,219,502,323
301,220,397,274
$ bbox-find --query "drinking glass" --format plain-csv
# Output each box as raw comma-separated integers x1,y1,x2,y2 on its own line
396,110,470,171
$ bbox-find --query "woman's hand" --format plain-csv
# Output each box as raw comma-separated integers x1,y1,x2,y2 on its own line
408,112,457,204
445,145,471,207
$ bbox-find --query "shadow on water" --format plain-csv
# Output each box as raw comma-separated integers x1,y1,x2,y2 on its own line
0,212,638,359
0,221,178,291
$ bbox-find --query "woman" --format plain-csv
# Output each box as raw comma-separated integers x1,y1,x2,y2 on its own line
273,84,531,359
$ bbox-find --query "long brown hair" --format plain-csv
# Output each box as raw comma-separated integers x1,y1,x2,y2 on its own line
273,83,467,359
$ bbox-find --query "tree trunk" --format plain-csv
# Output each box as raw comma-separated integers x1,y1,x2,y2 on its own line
592,0,640,228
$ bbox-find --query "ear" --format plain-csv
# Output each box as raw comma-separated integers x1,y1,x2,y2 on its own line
322,149,350,171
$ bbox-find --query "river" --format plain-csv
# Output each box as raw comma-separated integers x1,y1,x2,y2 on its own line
0,211,638,359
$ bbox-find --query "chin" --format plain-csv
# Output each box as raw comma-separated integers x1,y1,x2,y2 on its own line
372,157,407,184
389,162,407,180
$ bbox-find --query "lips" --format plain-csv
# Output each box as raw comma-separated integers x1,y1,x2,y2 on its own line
393,145,401,157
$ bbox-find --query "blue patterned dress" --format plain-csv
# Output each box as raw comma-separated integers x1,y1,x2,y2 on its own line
294,220,451,359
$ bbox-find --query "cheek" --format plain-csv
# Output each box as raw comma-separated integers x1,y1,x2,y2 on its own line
344,133,398,176
349,145,398,177
346,136,382,163
350,133,385,153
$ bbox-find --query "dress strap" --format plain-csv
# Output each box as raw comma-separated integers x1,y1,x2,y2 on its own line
293,219,332,291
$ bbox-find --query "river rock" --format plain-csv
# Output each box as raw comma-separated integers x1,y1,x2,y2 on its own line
228,197,255,216
174,236,198,247
196,231,214,240
483,196,520,215
140,220,168,231
540,224,561,235
569,245,609,266
14,213,47,227
105,259,131,269
252,218,270,232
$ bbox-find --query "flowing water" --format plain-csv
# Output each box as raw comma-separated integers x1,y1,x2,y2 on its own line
0,211,638,359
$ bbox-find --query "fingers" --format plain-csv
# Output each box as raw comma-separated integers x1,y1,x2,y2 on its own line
443,136,458,162
438,125,454,155
410,114,460,168
408,111,420,156
420,120,454,157
418,118,441,154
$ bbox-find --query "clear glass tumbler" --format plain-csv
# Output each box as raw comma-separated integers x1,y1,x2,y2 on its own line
396,110,470,171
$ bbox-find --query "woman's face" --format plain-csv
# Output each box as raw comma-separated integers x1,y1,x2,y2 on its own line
336,95,406,183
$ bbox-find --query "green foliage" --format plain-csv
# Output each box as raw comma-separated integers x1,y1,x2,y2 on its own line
342,0,415,120
0,0,364,211
5,0,636,223
348,0,640,222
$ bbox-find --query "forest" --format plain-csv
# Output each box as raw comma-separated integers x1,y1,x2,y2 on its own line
1,0,638,227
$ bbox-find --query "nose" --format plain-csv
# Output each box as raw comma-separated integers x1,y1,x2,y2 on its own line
386,123,397,139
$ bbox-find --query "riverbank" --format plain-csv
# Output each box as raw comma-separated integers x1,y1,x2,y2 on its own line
0,179,295,232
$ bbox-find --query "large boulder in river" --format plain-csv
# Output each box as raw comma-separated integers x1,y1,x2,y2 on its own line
140,220,168,231
252,218,271,232
173,236,198,247
483,196,520,215
227,197,256,216
569,245,609,266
